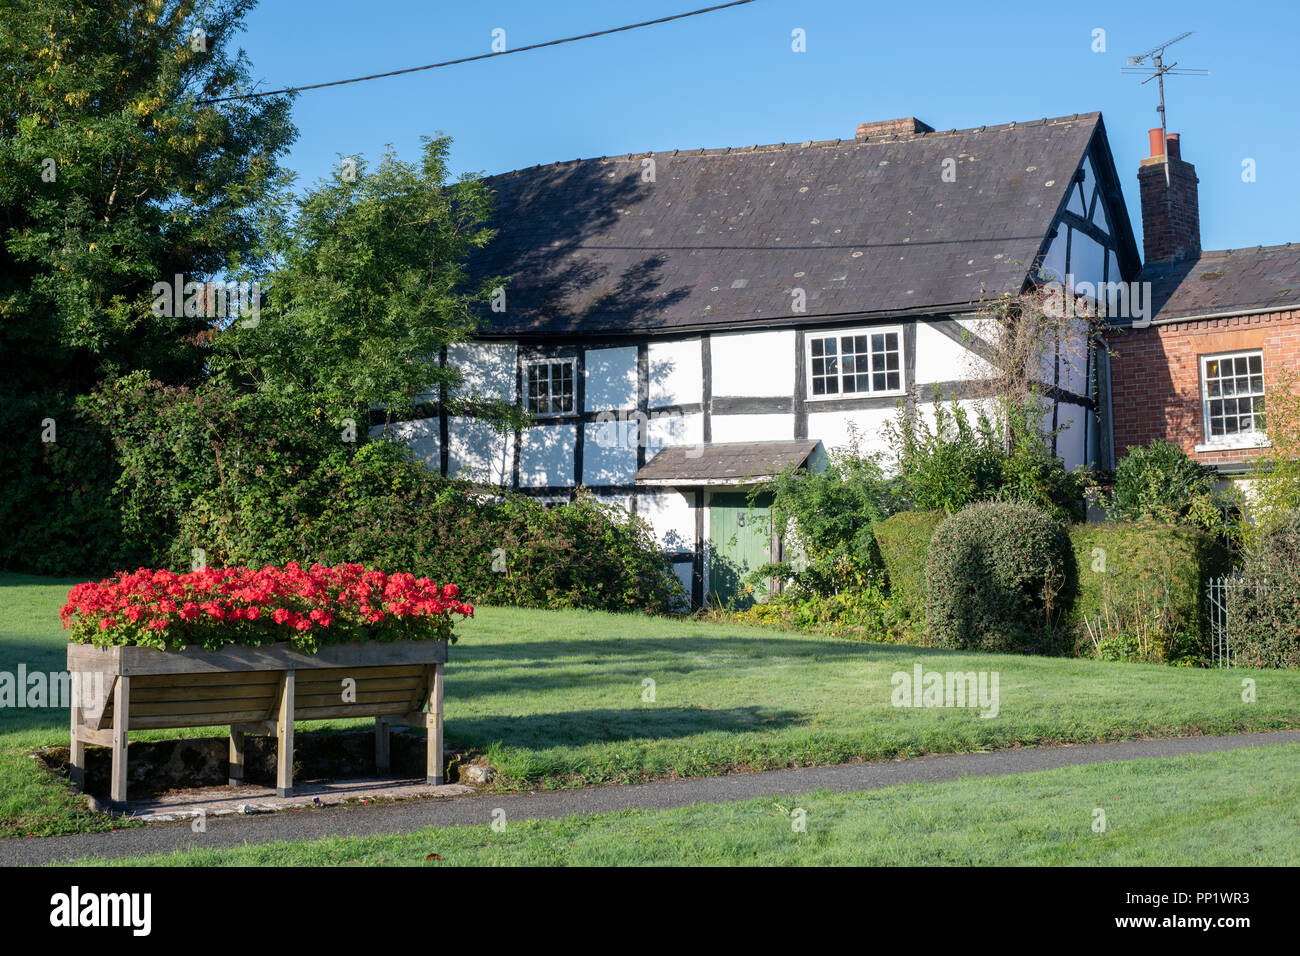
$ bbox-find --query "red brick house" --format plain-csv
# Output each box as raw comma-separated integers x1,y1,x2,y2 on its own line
1109,128,1300,478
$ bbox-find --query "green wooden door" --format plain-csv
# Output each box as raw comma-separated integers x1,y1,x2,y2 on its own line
708,492,774,606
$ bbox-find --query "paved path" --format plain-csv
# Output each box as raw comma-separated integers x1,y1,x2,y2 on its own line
6,730,1299,866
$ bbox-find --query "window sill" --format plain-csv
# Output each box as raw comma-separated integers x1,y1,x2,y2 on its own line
805,390,908,403
1194,437,1270,453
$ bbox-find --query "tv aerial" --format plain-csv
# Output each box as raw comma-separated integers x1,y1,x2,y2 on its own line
1121,32,1209,184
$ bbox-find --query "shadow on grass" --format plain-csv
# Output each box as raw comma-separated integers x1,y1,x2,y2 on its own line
446,635,985,697
449,705,806,749
454,635,970,665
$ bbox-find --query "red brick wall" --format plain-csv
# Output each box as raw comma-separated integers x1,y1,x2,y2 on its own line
1109,309,1300,467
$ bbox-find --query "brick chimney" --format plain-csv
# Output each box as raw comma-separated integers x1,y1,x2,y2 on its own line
855,117,934,141
1138,128,1201,263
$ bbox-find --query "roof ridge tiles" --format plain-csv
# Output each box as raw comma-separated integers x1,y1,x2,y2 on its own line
486,112,1102,179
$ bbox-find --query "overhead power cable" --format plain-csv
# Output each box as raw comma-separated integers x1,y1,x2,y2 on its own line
199,0,758,104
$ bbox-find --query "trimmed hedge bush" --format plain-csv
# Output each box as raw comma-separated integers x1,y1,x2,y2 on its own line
1067,522,1227,663
874,509,945,620
1227,512,1300,668
926,501,1070,652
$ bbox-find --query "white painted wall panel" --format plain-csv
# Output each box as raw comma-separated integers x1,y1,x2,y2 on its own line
448,342,516,402
645,409,704,461
914,321,987,385
1062,318,1092,396
950,317,1000,381
671,561,693,609
447,417,512,485
585,346,637,411
593,493,632,512
1040,228,1068,285
710,413,793,444
583,419,639,486
1069,232,1107,292
638,488,696,553
711,329,795,397
649,338,702,408
1033,317,1091,396
1051,403,1090,472
519,424,576,487
806,407,895,457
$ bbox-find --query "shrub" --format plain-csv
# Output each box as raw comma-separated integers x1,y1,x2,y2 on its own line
1109,440,1222,524
883,395,1004,513
873,510,945,621
753,426,899,597
925,500,1070,652
0,391,128,575
1068,522,1225,664
999,425,1090,522
81,375,680,614
705,583,913,643
883,392,1087,521
61,564,473,652
1227,511,1300,668
316,478,684,614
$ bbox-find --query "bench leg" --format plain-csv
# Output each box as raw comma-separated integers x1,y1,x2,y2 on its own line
375,717,391,775
110,676,130,805
69,675,85,789
426,663,444,786
229,728,245,786
276,670,295,798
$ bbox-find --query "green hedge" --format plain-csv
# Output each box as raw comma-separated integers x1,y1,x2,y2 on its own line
925,501,1070,652
1227,511,1300,668
1066,522,1228,663
874,510,945,620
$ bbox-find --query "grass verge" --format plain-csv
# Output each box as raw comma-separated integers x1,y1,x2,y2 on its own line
72,744,1300,865
5,572,1300,836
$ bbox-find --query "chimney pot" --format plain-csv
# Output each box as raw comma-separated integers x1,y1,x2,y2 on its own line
1147,127,1166,158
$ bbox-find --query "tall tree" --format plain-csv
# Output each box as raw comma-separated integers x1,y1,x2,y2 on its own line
0,0,295,572
0,0,296,392
209,137,511,432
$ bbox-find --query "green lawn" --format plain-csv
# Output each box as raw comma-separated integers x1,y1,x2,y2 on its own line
5,571,1300,838
75,745,1300,866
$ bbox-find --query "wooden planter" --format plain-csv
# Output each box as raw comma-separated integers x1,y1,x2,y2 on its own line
67,639,448,805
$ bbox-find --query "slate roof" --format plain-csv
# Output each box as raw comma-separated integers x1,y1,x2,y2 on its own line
468,113,1122,337
635,440,823,485
1142,244,1300,323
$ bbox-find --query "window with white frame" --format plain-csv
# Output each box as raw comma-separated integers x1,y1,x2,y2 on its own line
524,358,576,416
807,327,903,398
1201,351,1265,443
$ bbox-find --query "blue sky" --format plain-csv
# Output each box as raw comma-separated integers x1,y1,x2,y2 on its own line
235,0,1299,253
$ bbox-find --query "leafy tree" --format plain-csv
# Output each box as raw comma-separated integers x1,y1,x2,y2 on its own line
0,0,296,573
209,137,515,434
0,0,296,391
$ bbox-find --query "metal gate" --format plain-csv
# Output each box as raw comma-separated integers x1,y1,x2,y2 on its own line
1206,575,1273,668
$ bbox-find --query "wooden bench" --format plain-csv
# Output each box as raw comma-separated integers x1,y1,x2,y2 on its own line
67,640,448,805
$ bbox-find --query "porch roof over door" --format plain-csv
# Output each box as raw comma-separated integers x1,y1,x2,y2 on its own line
634,439,824,486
